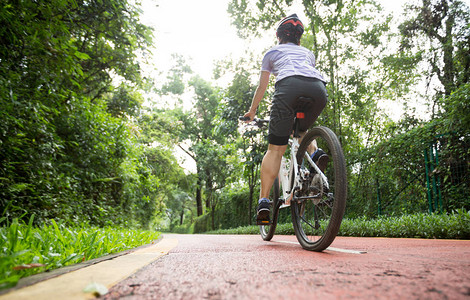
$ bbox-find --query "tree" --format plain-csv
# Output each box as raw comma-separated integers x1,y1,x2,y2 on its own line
400,0,470,115
159,54,193,96
216,62,268,224
137,108,196,227
181,76,233,222
396,0,470,212
0,0,155,226
400,0,470,96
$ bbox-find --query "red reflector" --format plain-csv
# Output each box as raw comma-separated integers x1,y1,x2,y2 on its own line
296,112,305,119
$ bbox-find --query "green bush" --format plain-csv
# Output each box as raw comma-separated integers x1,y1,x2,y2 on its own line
171,223,193,234
206,210,470,239
215,187,254,229
339,210,470,239
192,214,212,234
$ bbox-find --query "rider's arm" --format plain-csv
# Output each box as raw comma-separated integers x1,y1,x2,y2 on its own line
244,71,270,120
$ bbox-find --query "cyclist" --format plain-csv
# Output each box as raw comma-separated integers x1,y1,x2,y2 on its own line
242,14,328,223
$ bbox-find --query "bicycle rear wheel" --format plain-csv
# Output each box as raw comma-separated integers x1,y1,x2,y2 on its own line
259,177,280,241
290,126,347,251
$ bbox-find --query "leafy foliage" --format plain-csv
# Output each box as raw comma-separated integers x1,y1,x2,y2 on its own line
399,0,470,97
346,0,470,218
0,0,179,228
0,216,160,289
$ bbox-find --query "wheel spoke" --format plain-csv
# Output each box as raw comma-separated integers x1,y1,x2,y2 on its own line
298,205,315,230
315,200,332,217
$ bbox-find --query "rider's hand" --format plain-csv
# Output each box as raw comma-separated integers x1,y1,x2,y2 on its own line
243,111,255,122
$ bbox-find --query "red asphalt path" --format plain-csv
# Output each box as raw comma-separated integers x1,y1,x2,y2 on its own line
104,234,470,299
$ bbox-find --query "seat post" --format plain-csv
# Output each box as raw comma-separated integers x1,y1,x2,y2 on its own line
293,112,305,138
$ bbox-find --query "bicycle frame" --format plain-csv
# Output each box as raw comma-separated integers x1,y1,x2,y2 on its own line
279,137,299,207
279,136,329,207
238,116,330,208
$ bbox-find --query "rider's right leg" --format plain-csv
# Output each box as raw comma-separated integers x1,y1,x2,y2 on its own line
257,143,287,220
259,143,287,200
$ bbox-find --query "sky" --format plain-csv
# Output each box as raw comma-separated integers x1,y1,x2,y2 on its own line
141,0,245,81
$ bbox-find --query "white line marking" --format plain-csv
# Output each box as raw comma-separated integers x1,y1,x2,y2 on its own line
327,247,367,254
276,240,298,245
276,241,366,254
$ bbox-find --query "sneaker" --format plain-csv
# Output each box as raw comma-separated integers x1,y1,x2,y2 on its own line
256,198,270,222
310,148,329,173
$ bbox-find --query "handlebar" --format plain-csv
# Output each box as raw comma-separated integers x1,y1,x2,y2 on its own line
239,116,270,127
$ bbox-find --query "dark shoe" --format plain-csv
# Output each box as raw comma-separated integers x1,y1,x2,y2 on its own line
311,149,329,173
256,198,270,223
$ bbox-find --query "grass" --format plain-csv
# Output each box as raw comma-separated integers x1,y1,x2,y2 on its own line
0,216,161,290
206,210,470,239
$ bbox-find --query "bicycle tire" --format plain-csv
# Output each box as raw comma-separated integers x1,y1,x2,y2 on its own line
259,177,280,241
290,126,347,251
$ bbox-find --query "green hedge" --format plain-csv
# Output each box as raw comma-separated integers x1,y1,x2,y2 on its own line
206,210,470,239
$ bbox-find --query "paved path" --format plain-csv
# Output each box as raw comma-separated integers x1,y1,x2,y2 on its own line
105,234,469,299
2,234,469,299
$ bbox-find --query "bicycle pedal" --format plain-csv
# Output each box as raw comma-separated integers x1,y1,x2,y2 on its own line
256,219,272,226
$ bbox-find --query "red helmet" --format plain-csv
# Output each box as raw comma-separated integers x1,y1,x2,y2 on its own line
276,14,304,43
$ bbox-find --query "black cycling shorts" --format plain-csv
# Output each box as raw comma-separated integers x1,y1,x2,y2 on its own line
268,75,328,146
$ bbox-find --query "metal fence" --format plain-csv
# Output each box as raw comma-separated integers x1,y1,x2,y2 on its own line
347,132,469,217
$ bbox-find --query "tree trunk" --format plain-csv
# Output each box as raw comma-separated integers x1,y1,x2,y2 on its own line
249,182,254,225
196,176,203,216
211,205,216,230
442,9,455,96
180,207,184,225
205,170,212,209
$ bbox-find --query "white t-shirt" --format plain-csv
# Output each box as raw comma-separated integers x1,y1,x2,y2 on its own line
261,43,325,83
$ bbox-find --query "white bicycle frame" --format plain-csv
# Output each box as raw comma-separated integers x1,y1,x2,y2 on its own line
279,136,329,207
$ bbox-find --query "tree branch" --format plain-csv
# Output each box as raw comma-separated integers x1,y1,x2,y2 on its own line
177,144,196,161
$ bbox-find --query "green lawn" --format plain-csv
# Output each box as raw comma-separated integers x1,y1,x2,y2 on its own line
0,216,160,290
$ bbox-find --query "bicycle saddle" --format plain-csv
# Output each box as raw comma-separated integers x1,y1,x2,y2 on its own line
293,97,314,116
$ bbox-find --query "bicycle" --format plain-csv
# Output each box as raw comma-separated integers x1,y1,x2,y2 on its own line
240,98,347,251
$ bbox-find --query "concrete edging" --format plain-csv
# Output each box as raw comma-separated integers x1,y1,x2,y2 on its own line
0,236,178,300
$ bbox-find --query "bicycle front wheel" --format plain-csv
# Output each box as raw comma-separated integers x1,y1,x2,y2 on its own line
290,126,347,251
259,177,280,241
